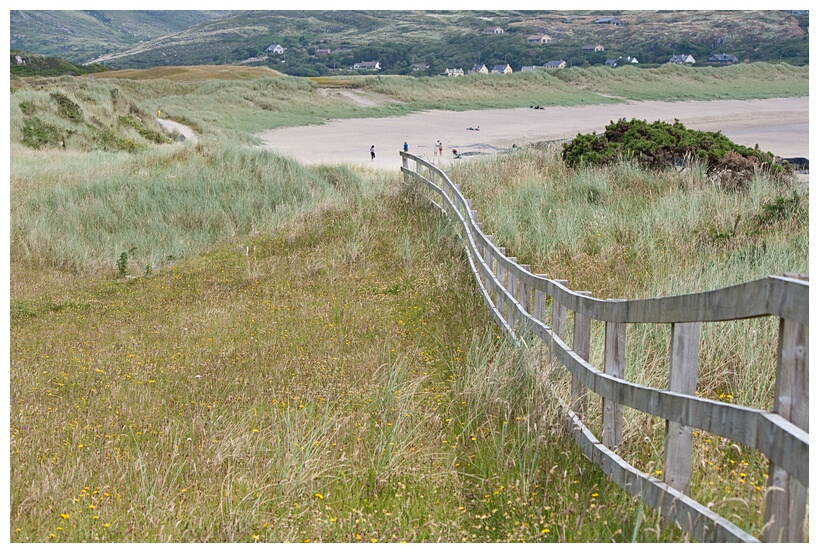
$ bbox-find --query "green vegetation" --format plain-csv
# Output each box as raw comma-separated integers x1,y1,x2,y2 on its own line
10,50,107,77
561,117,784,187
9,11,225,64
9,66,808,542
9,141,684,542
447,143,807,536
12,62,806,147
12,10,807,75
11,78,176,152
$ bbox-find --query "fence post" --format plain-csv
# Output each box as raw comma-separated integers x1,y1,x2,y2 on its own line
519,265,531,335
508,258,518,330
603,306,625,450
497,248,507,322
550,280,568,357
571,291,592,416
763,315,808,542
485,239,495,305
664,322,701,493
534,276,547,323
402,153,409,184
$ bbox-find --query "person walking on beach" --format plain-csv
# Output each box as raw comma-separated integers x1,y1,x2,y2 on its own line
433,141,438,157
438,141,443,157
370,145,375,161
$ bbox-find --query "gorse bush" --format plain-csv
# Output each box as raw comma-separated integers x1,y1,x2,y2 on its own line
561,118,785,188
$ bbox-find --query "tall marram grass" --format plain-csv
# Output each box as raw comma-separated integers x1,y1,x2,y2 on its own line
10,140,376,274
447,145,808,536
10,159,683,542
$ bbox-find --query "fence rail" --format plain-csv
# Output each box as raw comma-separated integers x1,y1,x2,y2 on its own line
399,152,809,543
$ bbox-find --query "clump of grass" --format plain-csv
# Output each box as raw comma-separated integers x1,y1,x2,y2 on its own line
447,144,807,534
10,140,370,274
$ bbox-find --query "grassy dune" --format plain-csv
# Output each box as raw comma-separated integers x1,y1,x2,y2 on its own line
8,65,809,542
93,65,286,81
12,63,806,143
446,145,808,536
10,150,685,542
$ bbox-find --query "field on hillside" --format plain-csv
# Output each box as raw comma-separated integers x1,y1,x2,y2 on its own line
92,65,285,81
8,67,809,543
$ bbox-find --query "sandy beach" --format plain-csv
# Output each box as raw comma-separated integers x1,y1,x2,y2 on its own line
256,96,809,171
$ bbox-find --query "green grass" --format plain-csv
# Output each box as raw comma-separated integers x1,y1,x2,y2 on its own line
9,155,683,542
445,144,808,536
9,67,808,543
9,140,364,274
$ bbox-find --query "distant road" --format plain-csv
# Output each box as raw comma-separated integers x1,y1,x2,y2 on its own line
255,97,808,170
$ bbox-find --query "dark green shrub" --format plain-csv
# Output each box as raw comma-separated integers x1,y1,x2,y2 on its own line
117,115,173,144
21,117,62,149
19,101,36,116
50,92,83,123
561,118,781,188
752,191,806,229
96,128,141,152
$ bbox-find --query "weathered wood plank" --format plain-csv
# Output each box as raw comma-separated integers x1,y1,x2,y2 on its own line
534,274,547,322
547,331,809,486
664,322,701,494
567,410,758,542
603,319,625,449
572,292,592,417
508,257,518,329
763,317,809,542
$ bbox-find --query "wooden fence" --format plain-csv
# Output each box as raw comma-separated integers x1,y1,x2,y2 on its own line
400,152,809,543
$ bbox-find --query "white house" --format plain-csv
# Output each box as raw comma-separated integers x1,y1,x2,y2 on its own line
669,54,696,64
441,67,464,77
543,60,567,69
526,34,552,44
483,26,504,34
265,44,286,55
353,61,381,70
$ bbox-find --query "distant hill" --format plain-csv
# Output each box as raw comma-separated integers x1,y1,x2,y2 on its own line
9,10,232,64
10,50,106,77
10,10,809,76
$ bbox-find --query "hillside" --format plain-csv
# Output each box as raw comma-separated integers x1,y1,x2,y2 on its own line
91,64,285,81
10,10,809,76
10,50,106,77
9,10,232,63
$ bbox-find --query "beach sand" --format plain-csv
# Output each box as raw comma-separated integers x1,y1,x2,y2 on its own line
255,97,809,171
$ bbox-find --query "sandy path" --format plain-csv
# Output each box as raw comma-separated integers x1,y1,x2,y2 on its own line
256,97,808,171
156,117,197,143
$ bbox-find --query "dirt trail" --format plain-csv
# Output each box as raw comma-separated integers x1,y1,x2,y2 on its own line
255,97,808,172
156,117,197,143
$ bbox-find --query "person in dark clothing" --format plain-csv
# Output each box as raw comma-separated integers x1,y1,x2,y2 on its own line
403,142,408,152
370,145,375,160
